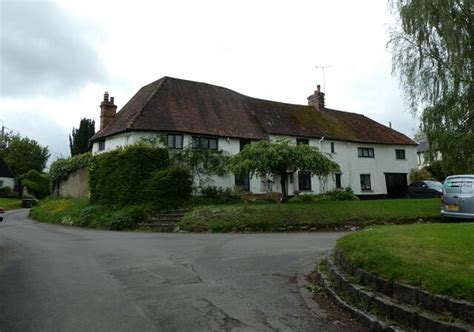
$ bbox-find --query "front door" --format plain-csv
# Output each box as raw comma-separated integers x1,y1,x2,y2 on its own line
385,173,408,199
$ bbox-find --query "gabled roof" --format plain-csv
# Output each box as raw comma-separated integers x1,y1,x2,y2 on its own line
91,76,416,146
0,157,14,178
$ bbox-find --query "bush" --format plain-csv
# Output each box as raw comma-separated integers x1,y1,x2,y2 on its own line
409,167,433,182
89,144,170,206
109,212,134,231
20,169,50,199
196,186,241,204
292,187,358,202
139,166,193,211
77,206,100,227
0,186,17,198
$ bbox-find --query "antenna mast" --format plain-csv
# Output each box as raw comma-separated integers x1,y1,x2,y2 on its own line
315,65,333,92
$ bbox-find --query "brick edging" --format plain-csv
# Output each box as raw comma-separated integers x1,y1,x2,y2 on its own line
334,249,474,324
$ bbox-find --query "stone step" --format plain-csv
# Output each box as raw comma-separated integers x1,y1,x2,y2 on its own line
333,250,474,324
320,255,473,331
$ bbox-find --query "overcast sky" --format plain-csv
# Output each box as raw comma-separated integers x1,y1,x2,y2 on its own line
0,0,419,164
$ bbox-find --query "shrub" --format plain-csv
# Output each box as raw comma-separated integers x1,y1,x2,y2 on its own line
109,212,134,231
89,144,170,206
20,170,50,199
0,186,14,198
196,186,241,204
139,166,193,211
77,206,100,227
327,187,359,201
409,167,433,182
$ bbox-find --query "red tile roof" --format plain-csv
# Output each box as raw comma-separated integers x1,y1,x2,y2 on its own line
90,77,416,146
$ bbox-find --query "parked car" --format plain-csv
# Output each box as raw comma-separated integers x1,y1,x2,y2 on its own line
406,180,443,198
0,207,4,222
441,174,474,220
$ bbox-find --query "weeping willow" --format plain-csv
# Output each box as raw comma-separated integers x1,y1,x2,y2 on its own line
389,0,473,173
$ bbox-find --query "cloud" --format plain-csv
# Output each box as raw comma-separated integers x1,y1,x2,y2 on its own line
0,1,107,98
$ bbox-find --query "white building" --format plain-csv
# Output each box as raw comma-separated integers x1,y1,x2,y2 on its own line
90,77,417,199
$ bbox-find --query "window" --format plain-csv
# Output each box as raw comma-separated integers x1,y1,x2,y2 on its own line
192,136,218,150
358,147,374,158
240,139,251,151
235,174,250,191
395,149,405,159
335,173,342,188
297,138,309,145
331,142,335,153
167,134,183,149
360,174,372,191
98,140,105,151
0,180,3,187
298,172,312,191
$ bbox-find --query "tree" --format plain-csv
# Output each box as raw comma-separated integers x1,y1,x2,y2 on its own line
69,118,95,156
389,0,473,174
20,169,50,199
229,139,339,201
0,133,50,177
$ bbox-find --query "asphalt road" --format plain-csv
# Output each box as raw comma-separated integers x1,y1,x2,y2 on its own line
0,209,347,332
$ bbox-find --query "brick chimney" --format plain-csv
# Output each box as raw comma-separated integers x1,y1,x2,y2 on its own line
100,91,117,130
307,84,325,111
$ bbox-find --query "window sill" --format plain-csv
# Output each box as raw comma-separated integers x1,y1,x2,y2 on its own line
361,189,373,192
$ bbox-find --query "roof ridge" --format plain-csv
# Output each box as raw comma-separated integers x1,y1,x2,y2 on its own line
127,77,167,130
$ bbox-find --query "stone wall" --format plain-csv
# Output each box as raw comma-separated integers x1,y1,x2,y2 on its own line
57,168,89,198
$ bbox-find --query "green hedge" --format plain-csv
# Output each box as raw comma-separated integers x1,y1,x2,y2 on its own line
139,166,193,210
89,144,170,206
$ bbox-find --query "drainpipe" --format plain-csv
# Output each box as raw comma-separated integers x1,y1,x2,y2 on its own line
318,137,325,151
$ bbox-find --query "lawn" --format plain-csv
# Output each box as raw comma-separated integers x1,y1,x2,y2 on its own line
0,198,22,211
179,198,443,232
336,223,474,301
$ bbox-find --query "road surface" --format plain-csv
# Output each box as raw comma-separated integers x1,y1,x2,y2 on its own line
0,209,347,331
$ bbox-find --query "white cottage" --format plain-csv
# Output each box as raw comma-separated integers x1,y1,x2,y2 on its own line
90,77,417,199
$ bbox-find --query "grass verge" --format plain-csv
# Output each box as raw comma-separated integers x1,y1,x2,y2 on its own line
0,198,23,211
29,197,149,231
336,223,474,301
179,198,442,232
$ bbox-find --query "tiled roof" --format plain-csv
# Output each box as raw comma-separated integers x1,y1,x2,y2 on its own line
91,76,416,146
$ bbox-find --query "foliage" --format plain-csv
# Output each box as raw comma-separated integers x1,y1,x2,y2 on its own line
20,169,50,199
424,160,447,182
179,198,442,233
292,187,358,202
0,133,50,177
138,166,193,211
49,152,92,187
337,223,474,300
29,197,150,230
389,0,473,174
229,139,339,200
69,118,95,156
173,147,229,191
0,186,19,198
89,144,170,206
409,167,432,182
0,197,22,210
196,186,242,204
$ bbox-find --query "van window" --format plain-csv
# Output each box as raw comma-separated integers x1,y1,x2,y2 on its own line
445,178,474,194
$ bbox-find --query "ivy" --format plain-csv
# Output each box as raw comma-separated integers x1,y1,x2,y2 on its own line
49,152,92,187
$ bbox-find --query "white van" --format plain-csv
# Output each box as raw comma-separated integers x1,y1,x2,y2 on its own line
441,175,474,219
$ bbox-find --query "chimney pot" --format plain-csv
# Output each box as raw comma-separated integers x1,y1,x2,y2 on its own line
100,92,117,130
317,85,321,93
104,91,109,102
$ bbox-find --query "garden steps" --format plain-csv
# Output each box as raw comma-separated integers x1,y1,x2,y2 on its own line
316,253,474,331
140,209,189,232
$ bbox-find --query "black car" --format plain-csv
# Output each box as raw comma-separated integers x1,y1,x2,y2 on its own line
406,180,443,198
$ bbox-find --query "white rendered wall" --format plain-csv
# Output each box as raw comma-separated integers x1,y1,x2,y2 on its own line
0,177,14,189
93,132,417,196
